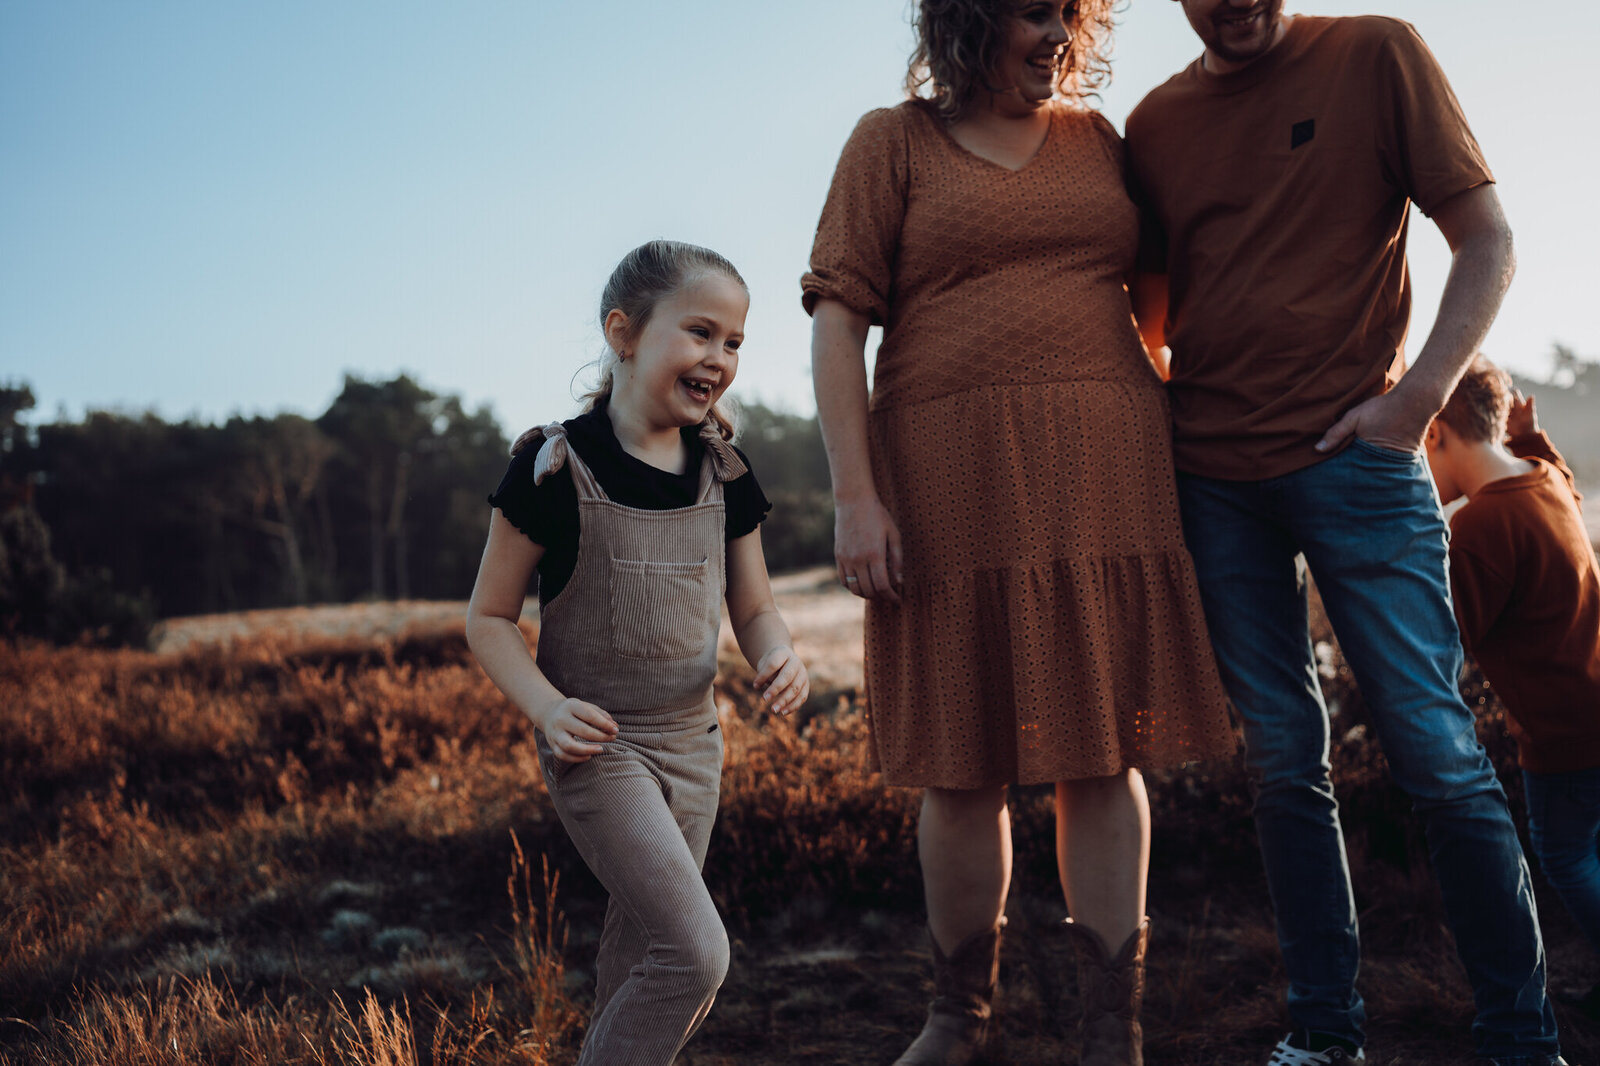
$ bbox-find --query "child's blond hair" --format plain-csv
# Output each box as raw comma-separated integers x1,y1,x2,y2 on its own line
1438,354,1513,444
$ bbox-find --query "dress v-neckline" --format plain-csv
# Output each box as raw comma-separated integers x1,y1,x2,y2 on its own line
933,104,1057,174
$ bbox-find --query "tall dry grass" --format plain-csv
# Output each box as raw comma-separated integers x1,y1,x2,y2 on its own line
0,628,582,1065
0,613,1595,1065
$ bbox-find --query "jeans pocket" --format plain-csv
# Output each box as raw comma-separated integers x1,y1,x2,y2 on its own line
609,556,710,660
1351,437,1421,463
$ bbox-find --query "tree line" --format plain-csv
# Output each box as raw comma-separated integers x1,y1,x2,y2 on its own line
7,345,1590,648
0,375,834,646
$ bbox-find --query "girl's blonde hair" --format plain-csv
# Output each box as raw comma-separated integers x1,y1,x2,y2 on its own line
514,240,747,454
905,0,1117,120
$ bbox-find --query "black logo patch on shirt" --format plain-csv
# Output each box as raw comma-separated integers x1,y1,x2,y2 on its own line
1291,119,1316,149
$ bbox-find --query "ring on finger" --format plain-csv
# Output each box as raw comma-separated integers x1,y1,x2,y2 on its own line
844,575,859,585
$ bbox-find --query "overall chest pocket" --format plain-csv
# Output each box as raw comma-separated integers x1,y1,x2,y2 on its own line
609,556,712,660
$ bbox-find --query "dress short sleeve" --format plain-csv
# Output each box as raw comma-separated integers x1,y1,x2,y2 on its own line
801,107,912,324
1085,110,1126,172
1375,19,1493,216
1085,109,1165,274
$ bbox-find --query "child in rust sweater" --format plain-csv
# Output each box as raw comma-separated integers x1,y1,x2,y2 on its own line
1426,354,1600,1003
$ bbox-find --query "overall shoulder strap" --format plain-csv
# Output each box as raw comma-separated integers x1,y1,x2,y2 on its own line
694,421,746,502
533,423,606,499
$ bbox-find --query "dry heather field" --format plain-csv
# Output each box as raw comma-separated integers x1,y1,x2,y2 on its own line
2,569,1597,1065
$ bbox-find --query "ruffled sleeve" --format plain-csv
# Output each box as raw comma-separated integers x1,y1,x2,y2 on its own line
724,444,771,539
800,106,912,324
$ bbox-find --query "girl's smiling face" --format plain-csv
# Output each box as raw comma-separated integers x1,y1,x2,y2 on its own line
608,270,747,434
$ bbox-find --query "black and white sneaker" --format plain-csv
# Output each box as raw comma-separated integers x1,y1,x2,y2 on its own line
1266,1031,1366,1065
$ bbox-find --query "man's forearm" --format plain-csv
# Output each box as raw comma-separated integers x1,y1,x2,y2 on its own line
1396,185,1516,416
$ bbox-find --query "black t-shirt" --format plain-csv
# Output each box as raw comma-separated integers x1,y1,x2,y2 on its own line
488,406,771,603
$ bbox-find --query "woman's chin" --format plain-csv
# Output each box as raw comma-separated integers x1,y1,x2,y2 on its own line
1010,80,1056,106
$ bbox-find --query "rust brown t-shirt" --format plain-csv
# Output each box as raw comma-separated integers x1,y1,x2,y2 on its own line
1125,15,1493,480
1448,432,1600,774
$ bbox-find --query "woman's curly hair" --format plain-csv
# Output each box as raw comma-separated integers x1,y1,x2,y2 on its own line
905,0,1117,119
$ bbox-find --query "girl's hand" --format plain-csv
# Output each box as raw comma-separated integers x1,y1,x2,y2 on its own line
1506,390,1539,438
538,697,619,763
754,646,810,718
834,496,903,602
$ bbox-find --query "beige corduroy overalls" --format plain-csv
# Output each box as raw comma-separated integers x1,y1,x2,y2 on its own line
527,421,746,1066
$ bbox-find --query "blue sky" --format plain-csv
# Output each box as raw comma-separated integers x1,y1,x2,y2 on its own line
3,2,1596,438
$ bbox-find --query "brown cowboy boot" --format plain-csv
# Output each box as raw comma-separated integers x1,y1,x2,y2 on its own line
892,919,1004,1066
1063,917,1150,1066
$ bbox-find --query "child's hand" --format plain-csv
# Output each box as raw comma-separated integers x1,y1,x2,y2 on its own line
754,646,810,718
1506,390,1540,439
539,697,618,763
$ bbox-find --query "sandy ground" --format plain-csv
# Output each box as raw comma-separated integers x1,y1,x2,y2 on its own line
152,566,867,693
150,600,491,654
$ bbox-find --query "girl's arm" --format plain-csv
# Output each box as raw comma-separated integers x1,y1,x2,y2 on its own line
811,297,902,602
466,510,617,761
725,526,809,716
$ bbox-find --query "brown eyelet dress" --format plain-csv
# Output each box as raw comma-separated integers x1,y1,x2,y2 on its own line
802,100,1238,787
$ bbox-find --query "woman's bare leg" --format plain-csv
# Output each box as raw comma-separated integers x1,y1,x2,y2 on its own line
1055,770,1150,946
892,785,1011,1066
920,785,1011,948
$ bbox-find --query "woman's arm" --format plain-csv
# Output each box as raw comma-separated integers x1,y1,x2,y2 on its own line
725,528,809,716
465,510,617,761
1129,272,1170,381
811,297,902,602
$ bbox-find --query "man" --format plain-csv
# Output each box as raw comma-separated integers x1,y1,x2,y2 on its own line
1125,2,1563,1064
1426,358,1600,1014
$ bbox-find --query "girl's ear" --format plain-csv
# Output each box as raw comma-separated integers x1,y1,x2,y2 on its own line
1425,419,1445,449
603,309,631,358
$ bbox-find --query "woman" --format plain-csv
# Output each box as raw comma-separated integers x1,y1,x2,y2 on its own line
802,2,1236,1063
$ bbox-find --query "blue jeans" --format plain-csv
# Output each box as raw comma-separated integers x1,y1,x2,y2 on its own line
1524,766,1600,956
1177,439,1557,1060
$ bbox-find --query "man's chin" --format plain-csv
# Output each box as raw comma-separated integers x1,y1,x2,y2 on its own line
1213,36,1274,65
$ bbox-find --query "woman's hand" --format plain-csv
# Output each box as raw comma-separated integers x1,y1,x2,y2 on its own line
754,645,810,717
537,697,618,764
834,496,903,602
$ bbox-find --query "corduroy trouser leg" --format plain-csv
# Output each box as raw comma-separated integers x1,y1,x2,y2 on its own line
541,701,728,1066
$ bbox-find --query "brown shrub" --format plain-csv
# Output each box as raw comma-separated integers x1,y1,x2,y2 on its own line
1,621,1594,1065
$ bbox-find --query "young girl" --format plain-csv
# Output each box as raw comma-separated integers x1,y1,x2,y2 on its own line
466,240,809,1065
